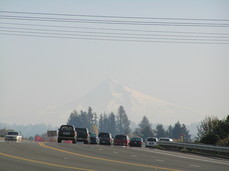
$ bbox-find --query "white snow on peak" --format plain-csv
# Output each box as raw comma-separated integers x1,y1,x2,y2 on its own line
36,79,203,126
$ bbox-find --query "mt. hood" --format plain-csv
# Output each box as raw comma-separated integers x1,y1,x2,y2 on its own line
70,79,201,125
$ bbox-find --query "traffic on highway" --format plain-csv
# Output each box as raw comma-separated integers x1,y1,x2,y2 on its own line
0,125,228,171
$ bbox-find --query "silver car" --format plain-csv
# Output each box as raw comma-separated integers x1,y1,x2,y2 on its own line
145,137,158,148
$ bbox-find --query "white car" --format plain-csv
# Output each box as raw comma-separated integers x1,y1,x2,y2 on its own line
145,137,158,148
158,137,173,142
5,131,22,142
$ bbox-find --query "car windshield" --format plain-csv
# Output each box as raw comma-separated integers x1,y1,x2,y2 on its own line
115,135,127,140
60,126,73,131
7,132,19,135
147,138,157,141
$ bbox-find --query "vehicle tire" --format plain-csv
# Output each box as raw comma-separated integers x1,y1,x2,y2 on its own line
72,140,76,144
58,139,62,143
84,140,88,144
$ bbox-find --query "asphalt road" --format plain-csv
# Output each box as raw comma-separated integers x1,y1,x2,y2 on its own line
0,141,228,171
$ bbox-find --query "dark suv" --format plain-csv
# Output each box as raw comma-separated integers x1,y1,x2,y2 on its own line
98,132,113,145
57,125,77,143
75,128,90,144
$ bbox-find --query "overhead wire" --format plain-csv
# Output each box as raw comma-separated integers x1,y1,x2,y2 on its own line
1,22,229,36
0,26,228,39
0,10,229,22
1,32,228,44
0,10,228,44
0,15,229,27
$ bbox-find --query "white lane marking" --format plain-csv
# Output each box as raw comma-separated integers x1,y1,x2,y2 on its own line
131,148,229,166
113,151,118,154
190,164,201,168
155,159,164,162
131,155,137,157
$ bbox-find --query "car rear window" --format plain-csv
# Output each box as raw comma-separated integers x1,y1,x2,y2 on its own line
76,129,87,136
147,138,157,141
131,138,141,141
60,126,73,131
98,133,109,138
115,135,127,140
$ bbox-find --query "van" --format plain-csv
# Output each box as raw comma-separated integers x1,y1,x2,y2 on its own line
75,128,90,144
98,132,113,145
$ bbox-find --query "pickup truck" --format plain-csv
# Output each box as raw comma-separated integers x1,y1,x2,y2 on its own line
5,131,22,142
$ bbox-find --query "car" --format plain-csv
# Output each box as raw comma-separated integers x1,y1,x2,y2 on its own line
129,137,143,147
158,137,173,142
5,131,22,142
145,137,158,148
89,133,99,144
57,125,77,143
75,128,90,144
98,132,113,145
114,134,130,146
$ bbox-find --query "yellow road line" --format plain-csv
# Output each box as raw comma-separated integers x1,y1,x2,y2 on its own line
39,143,184,171
0,152,96,171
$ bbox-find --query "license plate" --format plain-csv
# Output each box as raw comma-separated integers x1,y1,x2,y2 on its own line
63,132,70,135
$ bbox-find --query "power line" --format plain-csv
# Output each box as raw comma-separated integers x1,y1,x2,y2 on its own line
0,15,229,27
1,22,228,36
1,30,228,44
0,10,229,22
1,26,228,39
1,32,228,44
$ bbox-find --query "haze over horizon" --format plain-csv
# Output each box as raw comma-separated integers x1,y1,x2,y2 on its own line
1,1,228,126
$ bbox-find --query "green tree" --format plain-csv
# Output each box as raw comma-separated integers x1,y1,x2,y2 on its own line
138,116,154,140
197,116,219,144
171,121,182,140
166,125,173,138
116,106,131,135
155,124,166,138
108,112,117,135
198,115,229,146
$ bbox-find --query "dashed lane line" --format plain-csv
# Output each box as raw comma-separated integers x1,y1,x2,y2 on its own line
0,152,96,171
39,143,184,171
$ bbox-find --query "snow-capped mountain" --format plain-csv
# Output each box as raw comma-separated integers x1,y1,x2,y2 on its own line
36,79,202,126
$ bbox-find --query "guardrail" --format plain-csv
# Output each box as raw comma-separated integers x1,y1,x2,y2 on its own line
157,141,229,157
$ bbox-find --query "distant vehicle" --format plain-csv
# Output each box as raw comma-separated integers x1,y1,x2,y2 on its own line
89,133,99,144
98,132,113,145
145,137,158,148
129,137,143,147
114,135,130,146
57,125,77,143
75,128,90,144
159,137,173,142
5,131,22,142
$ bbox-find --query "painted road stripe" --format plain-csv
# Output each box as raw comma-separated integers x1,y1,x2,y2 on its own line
132,147,229,166
39,143,184,171
0,152,96,171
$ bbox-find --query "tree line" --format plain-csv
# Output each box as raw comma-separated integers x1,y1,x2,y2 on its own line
197,115,229,146
67,105,191,142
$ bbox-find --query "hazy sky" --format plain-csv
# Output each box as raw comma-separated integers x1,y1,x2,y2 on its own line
1,0,229,125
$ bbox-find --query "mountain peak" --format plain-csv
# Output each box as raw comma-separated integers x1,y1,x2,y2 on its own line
38,79,202,126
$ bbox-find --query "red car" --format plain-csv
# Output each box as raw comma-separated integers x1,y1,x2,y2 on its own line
114,135,130,146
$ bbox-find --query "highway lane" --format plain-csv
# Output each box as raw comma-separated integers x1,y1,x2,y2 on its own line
0,141,228,171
